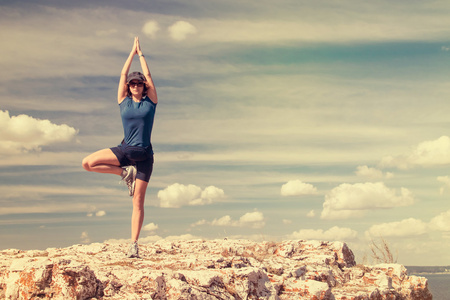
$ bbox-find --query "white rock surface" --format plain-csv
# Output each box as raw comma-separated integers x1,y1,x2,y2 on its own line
0,239,432,299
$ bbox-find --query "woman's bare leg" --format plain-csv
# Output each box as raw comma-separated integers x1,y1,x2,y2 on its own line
82,149,123,176
131,179,148,242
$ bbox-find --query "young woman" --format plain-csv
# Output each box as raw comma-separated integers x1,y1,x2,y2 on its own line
82,36,158,258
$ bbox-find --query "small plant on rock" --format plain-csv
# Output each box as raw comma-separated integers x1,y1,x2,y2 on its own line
369,237,397,264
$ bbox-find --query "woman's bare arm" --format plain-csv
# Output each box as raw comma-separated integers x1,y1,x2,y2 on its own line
136,37,158,104
118,38,138,104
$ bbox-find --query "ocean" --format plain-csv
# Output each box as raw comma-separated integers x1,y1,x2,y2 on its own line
415,273,450,300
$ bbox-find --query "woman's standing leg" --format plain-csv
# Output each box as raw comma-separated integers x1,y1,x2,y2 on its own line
131,179,148,242
127,154,153,258
127,179,148,258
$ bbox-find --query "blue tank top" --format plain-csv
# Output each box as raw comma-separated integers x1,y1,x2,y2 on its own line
119,96,157,149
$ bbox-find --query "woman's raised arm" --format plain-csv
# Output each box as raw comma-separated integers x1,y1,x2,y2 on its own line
136,37,158,104
118,38,138,104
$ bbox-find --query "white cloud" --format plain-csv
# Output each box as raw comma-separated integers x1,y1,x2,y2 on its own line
365,210,450,241
0,110,78,155
142,20,160,38
168,21,197,41
87,210,106,217
197,211,265,229
211,215,234,227
429,210,450,231
80,232,90,244
366,218,428,238
442,46,450,52
157,183,224,208
158,183,201,208
281,180,317,196
321,182,415,220
191,219,208,227
283,219,292,225
143,222,159,232
95,210,106,217
239,211,265,229
288,226,358,241
200,185,225,204
380,136,450,169
306,210,315,218
355,165,393,180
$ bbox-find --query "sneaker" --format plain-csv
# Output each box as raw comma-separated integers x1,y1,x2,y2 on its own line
121,165,137,196
127,241,139,258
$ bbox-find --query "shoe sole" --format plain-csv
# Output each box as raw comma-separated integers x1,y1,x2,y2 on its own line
126,166,137,196
130,180,136,196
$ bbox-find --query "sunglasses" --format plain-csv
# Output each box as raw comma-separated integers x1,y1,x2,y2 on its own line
129,82,144,87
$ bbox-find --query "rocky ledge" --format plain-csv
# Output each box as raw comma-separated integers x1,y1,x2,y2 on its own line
0,239,431,299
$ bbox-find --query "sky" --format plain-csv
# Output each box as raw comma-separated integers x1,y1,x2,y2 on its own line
1,0,450,266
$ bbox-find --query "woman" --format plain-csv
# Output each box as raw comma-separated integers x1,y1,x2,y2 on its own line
82,36,158,258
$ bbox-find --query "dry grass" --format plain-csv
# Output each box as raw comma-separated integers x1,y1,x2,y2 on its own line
369,237,397,264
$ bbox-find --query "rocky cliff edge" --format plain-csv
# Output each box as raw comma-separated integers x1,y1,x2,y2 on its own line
0,239,432,299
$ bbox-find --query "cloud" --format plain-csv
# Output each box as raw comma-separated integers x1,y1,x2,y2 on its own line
142,20,160,38
380,136,450,169
280,180,318,196
355,165,393,180
283,219,292,225
168,21,197,41
0,110,78,155
366,218,428,238
288,226,358,241
321,182,415,220
95,210,106,217
191,219,208,227
87,210,106,217
306,210,315,218
194,211,265,229
157,183,224,208
442,46,450,52
429,210,450,231
211,215,234,227
143,222,159,232
239,211,265,228
437,176,450,195
365,210,450,240
200,185,226,204
80,232,90,244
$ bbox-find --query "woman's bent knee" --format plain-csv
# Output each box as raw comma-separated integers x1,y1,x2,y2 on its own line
82,157,92,171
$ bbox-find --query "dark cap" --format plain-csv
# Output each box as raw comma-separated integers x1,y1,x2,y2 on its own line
127,72,146,83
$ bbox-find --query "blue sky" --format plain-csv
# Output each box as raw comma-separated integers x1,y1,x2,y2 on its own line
1,0,450,265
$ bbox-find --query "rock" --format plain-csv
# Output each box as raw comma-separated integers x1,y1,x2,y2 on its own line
0,239,432,299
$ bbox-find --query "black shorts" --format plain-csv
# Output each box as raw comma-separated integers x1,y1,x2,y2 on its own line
110,142,154,182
